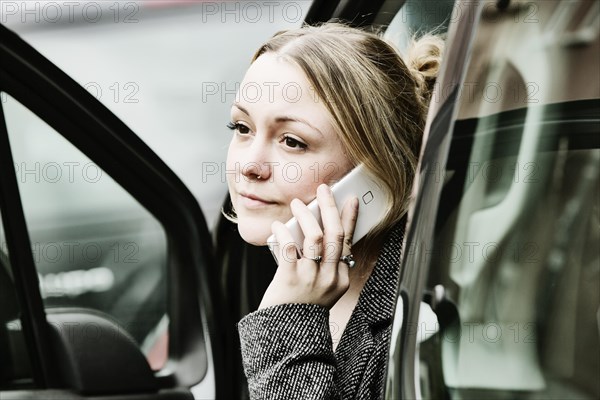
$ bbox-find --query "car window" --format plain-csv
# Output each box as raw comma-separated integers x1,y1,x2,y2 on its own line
2,92,169,373
417,1,600,398
383,0,454,51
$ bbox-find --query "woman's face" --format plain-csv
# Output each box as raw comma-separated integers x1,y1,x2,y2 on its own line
227,53,353,245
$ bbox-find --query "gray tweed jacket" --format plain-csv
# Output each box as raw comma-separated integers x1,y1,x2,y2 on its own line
237,224,404,399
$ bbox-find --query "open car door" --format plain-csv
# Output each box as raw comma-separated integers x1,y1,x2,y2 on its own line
388,0,600,399
0,23,233,399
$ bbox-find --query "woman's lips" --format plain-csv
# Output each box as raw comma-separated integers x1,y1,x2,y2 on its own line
239,193,277,209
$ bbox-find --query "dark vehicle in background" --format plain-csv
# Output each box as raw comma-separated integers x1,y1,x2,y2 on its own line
1,0,598,399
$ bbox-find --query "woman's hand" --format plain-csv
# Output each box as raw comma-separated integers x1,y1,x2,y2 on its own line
258,184,359,310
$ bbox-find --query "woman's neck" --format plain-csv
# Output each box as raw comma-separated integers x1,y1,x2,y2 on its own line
329,246,380,351
348,237,382,282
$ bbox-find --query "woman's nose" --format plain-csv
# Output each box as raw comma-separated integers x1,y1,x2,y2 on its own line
240,138,272,181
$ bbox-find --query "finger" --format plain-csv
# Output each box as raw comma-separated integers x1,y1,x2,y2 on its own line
290,198,323,261
316,184,345,265
270,221,300,269
338,197,359,274
271,220,319,280
340,196,359,250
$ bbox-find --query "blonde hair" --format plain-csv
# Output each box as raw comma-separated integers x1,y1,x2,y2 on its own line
252,23,444,254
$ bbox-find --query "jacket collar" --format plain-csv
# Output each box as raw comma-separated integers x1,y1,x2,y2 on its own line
356,220,405,331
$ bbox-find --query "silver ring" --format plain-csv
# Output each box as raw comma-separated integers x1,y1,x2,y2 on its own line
340,254,356,268
303,255,322,263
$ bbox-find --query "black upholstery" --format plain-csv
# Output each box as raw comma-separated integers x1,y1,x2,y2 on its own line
45,309,158,395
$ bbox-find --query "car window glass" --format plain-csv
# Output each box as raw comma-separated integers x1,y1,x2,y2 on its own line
0,216,33,389
383,0,454,51
418,1,600,399
2,92,169,372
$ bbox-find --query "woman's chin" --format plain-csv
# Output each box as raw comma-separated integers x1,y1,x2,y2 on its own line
237,223,271,246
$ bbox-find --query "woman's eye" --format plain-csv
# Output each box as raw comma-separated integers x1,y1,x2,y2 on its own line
283,136,307,150
226,122,250,134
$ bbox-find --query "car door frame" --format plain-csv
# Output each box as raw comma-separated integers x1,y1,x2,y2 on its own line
383,1,482,398
0,23,232,399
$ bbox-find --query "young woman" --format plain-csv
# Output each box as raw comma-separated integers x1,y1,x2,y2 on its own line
226,22,443,399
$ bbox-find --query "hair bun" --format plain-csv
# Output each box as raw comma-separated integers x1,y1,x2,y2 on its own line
406,34,445,104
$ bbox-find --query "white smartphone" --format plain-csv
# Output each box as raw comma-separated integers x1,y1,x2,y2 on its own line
267,164,388,256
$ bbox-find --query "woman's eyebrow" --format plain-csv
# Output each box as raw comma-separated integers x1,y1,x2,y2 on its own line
274,116,324,138
232,102,325,139
232,102,250,116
